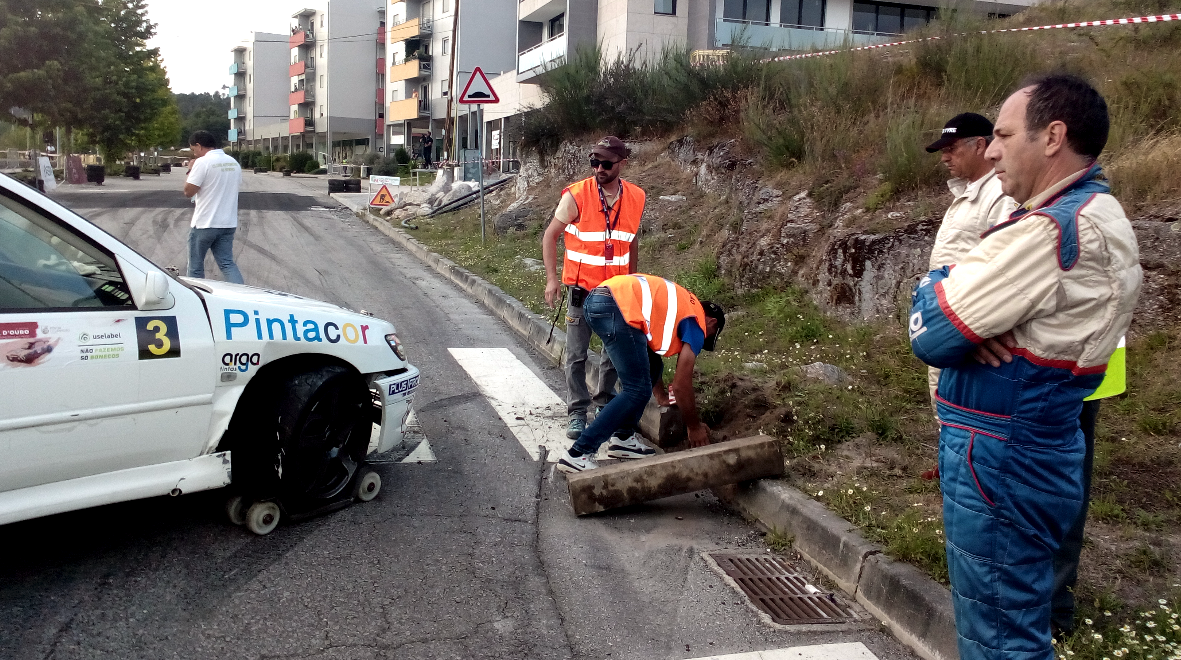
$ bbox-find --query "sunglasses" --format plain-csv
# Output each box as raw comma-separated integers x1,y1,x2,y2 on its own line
589,158,619,171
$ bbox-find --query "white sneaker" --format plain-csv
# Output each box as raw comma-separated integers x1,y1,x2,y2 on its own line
606,433,656,459
556,449,598,473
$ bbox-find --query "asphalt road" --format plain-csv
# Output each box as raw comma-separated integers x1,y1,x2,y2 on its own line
0,171,916,660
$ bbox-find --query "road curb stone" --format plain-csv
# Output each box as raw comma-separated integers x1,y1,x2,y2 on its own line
353,208,957,660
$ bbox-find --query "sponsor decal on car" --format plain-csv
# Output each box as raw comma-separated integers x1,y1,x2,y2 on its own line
135,316,181,360
3,338,59,366
387,374,420,399
223,308,373,345
78,330,127,362
221,352,261,373
0,322,38,339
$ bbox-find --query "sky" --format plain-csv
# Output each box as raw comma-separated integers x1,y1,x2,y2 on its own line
147,1,313,95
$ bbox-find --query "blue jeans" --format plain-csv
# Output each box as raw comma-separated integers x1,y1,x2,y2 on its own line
572,292,651,455
188,227,244,284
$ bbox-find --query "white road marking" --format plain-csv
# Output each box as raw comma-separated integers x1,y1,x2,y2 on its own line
449,347,573,462
687,643,879,660
401,439,437,463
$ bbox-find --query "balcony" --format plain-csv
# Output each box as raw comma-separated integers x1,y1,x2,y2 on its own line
377,118,385,134
518,32,567,82
229,62,243,75
289,59,315,76
289,89,314,105
228,108,240,119
376,88,385,104
229,86,244,97
377,57,385,73
388,17,430,43
714,18,893,51
389,59,430,82
388,98,429,122
289,30,314,47
228,128,239,142
289,117,315,133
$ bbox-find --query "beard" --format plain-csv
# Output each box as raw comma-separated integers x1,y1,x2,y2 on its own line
595,169,620,186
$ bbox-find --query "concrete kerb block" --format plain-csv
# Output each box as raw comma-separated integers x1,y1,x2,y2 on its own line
728,480,882,595
856,553,959,660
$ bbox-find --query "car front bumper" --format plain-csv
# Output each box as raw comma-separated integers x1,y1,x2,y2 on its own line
371,365,421,454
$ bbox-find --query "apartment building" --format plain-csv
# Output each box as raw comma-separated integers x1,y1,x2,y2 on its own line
383,0,517,163
287,1,384,164
227,34,290,149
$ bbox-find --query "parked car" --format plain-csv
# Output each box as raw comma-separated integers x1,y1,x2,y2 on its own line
0,173,419,534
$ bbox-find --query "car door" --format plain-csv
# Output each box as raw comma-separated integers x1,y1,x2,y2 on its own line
0,186,216,494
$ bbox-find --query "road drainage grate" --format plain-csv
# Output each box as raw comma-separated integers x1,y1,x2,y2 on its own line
708,552,859,625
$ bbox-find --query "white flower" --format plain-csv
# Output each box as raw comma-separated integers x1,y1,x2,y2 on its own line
848,489,854,495
817,490,824,497
1086,618,1094,625
864,505,871,511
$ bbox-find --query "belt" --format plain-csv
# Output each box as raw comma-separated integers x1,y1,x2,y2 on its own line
591,286,611,294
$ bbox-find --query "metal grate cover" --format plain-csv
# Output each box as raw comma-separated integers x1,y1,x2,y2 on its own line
709,552,859,625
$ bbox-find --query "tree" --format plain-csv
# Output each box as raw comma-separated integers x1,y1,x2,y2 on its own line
0,0,171,160
176,92,231,145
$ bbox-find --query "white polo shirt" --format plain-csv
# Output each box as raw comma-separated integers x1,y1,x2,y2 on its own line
186,149,242,229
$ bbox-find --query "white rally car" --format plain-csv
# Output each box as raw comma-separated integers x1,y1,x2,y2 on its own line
0,173,419,534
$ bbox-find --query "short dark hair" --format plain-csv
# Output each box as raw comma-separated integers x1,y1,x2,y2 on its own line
1021,73,1109,159
188,130,218,149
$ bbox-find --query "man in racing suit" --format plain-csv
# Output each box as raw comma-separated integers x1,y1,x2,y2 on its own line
908,74,1141,659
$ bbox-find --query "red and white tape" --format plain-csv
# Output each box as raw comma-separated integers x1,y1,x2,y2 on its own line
762,13,1180,63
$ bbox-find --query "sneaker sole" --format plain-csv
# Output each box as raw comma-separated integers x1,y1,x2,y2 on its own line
556,459,594,473
565,430,583,439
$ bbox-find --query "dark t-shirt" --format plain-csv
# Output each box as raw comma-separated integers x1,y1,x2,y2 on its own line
422,136,434,151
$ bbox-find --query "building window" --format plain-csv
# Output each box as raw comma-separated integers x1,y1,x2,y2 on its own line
722,0,771,24
852,1,934,34
319,75,325,88
654,0,676,15
441,37,449,54
782,0,824,27
422,1,431,19
442,0,450,13
319,44,325,58
549,13,565,37
441,79,448,97
319,105,325,117
320,14,324,28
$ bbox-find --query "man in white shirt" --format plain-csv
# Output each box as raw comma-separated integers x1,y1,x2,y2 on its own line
923,113,1015,413
183,130,244,283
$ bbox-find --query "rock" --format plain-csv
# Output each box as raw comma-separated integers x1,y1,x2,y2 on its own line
799,362,848,385
379,206,395,217
742,362,766,370
494,207,533,235
439,182,475,207
659,194,686,202
426,167,453,197
518,257,544,272
416,205,432,218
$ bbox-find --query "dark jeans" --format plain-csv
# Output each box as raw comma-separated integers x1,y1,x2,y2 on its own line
188,227,244,284
571,292,651,455
1051,399,1101,632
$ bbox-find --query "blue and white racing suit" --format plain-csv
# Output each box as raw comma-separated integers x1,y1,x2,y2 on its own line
909,164,1141,660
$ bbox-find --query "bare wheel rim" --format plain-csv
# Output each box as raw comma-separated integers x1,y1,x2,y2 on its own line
285,381,365,502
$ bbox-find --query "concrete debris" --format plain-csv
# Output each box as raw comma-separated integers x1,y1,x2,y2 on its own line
439,182,475,206
742,362,767,370
800,362,848,385
659,194,686,202
518,256,544,272
565,435,784,515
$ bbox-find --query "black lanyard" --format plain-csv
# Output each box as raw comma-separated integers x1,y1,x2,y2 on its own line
596,181,623,241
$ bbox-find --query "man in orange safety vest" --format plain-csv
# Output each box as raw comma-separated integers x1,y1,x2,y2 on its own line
542,136,646,443
556,274,726,473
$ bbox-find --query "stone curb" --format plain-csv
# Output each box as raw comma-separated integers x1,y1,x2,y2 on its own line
353,208,958,660
719,481,958,660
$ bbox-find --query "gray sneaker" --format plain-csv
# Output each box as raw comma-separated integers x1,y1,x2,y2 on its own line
566,417,586,439
607,433,656,459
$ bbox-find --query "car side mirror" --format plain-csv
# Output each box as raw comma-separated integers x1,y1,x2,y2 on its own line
142,271,173,310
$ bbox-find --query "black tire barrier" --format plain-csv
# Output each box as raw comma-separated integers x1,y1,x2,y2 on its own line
327,179,347,193
282,169,293,177
125,164,141,180
345,179,362,193
86,165,105,185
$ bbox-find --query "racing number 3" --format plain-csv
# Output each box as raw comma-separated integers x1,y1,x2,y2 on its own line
135,316,181,360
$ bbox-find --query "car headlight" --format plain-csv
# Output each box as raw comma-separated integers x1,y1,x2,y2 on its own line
385,333,407,361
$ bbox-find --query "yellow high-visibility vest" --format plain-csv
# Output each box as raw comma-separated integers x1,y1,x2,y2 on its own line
1086,336,1126,400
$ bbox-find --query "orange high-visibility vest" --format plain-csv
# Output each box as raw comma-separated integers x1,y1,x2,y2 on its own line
561,177,644,290
603,274,706,356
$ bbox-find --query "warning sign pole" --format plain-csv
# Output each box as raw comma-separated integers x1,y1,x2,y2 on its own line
478,104,485,246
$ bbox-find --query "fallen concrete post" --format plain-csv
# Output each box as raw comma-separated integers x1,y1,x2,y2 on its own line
566,435,784,515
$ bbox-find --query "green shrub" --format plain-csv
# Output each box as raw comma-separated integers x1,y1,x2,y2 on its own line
257,154,272,170
880,107,942,193
302,159,320,174
289,151,315,173
393,147,411,164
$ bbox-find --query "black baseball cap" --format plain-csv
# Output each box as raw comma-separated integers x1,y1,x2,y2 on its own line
925,113,994,153
590,136,629,161
701,301,726,351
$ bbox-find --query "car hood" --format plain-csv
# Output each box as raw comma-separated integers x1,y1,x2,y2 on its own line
181,277,364,317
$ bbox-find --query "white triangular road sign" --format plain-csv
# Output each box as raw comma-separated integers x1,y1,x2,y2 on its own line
458,67,499,104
